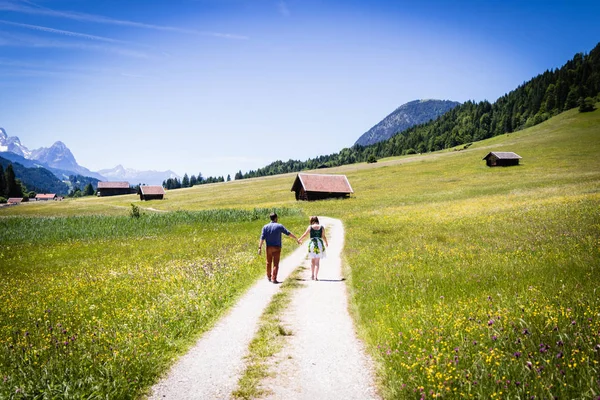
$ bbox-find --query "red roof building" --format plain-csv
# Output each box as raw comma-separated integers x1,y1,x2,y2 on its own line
7,197,23,204
139,185,165,201
291,173,354,201
35,193,57,201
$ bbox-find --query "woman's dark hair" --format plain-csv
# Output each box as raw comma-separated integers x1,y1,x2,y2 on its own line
310,216,319,225
270,212,278,221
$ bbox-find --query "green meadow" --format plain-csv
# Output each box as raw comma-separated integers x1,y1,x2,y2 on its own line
1,107,599,399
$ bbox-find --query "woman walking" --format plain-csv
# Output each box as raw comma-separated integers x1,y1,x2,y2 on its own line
299,216,328,280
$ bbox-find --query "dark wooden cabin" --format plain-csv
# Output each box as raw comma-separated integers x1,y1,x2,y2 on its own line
483,152,522,167
97,181,134,197
291,173,353,201
139,185,165,201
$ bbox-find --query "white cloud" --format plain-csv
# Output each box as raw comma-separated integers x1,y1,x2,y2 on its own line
0,24,152,58
1,0,248,39
0,20,130,44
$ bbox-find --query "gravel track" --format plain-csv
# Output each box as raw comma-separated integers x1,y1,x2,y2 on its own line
148,217,379,399
262,217,379,400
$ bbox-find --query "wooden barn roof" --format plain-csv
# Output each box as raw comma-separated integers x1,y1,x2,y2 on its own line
7,197,23,204
482,151,522,160
35,193,56,199
97,181,130,189
291,173,353,194
140,185,165,195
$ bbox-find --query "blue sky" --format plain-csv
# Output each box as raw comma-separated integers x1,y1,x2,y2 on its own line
1,0,599,178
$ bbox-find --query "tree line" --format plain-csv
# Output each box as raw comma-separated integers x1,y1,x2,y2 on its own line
0,164,26,202
67,175,100,198
163,173,231,190
0,165,102,202
235,42,600,179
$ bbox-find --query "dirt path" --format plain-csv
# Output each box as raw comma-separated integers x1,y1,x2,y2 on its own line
148,217,379,399
263,217,379,399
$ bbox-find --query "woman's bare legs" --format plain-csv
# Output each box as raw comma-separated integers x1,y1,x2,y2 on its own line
314,258,320,280
310,258,316,280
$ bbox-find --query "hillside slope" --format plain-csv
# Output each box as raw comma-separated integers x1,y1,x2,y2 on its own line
0,156,69,195
3,106,598,215
354,99,460,146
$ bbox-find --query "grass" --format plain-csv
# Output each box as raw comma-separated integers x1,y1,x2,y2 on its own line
232,267,305,399
314,108,600,399
1,106,599,398
0,209,306,399
343,191,599,398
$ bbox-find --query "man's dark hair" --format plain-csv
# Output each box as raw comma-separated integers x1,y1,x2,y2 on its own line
270,212,278,221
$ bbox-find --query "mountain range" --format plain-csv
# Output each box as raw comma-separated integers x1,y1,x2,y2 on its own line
0,128,179,187
1,98,461,192
354,99,461,146
97,165,180,186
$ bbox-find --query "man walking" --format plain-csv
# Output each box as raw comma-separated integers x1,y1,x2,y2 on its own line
258,212,300,283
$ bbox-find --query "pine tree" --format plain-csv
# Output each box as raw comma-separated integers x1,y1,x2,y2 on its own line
0,164,6,197
182,173,190,188
84,183,95,196
579,97,596,112
227,174,231,182
564,87,579,110
5,164,23,198
544,84,556,112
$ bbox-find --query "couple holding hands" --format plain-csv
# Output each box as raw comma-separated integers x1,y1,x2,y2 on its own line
258,213,328,283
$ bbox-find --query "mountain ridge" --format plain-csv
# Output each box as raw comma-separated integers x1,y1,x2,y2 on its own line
98,165,180,185
0,155,69,195
0,128,178,185
355,99,461,146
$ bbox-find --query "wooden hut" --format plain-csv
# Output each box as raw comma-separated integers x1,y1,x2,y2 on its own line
35,193,56,201
291,173,353,201
482,152,522,167
97,181,134,197
139,185,165,201
7,197,23,205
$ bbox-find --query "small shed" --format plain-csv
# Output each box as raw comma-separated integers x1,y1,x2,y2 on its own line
7,197,23,205
97,181,133,197
483,152,522,167
35,193,57,201
139,185,165,201
291,173,353,201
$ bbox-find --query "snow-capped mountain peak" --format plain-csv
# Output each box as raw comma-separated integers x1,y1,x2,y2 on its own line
30,141,79,170
0,127,32,158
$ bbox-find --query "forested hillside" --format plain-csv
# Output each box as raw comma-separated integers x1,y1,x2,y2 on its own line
236,42,600,179
0,156,69,195
354,99,460,146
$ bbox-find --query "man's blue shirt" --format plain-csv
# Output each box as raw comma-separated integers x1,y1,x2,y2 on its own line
260,222,290,247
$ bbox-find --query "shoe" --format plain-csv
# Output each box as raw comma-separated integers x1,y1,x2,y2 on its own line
272,280,279,284
268,278,272,282
311,276,314,280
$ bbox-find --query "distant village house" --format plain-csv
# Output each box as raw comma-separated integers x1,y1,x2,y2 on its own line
7,197,23,205
483,152,522,167
35,193,57,201
97,181,135,197
139,185,165,201
291,173,354,201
